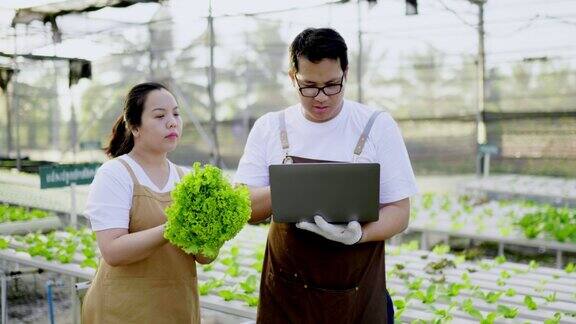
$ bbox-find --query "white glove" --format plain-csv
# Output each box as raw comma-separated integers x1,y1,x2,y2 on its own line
296,215,363,245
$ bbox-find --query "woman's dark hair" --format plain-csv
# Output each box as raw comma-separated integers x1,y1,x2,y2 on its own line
105,82,168,158
289,28,348,75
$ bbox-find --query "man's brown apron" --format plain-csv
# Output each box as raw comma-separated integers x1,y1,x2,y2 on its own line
257,111,392,324
82,159,200,324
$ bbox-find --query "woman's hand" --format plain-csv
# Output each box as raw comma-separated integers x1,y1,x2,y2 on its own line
195,252,218,264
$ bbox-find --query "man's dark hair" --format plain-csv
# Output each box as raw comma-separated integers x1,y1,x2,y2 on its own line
289,28,348,74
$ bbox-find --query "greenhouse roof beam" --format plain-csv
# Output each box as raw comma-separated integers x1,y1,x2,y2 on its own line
11,0,162,26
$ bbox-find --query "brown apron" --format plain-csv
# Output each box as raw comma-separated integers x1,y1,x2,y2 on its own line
257,111,391,324
82,159,200,324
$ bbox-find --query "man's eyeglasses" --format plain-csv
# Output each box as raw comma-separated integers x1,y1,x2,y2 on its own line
294,74,345,98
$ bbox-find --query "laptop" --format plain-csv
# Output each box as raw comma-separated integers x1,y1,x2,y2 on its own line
269,163,380,223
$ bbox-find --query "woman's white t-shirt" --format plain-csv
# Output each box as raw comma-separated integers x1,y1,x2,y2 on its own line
85,155,187,231
234,100,419,204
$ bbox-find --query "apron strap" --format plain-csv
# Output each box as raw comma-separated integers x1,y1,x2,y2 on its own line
175,165,185,180
353,111,382,162
279,111,292,164
117,158,141,186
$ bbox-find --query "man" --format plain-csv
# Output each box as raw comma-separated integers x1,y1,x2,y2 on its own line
234,28,418,323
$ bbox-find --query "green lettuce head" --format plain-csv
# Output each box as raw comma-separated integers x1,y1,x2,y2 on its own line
164,163,251,258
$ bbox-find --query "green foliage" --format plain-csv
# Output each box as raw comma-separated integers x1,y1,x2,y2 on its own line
432,244,450,255
411,284,438,304
494,255,507,265
544,312,562,324
505,288,517,297
250,261,262,272
484,291,503,304
81,258,98,269
0,204,49,223
446,283,463,297
461,298,482,320
408,278,424,290
516,206,576,243
422,193,434,209
424,258,456,275
199,278,224,296
218,289,235,301
4,228,98,268
393,297,407,320
238,294,259,307
433,303,455,322
496,305,518,318
239,275,258,294
394,298,406,311
215,288,258,307
390,240,419,256
544,292,557,303
0,237,8,249
253,246,265,262
524,295,538,310
164,163,251,258
499,270,511,279
225,264,241,277
480,312,498,324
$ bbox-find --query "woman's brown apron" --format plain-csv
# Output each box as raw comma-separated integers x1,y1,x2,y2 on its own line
257,111,392,324
82,159,200,324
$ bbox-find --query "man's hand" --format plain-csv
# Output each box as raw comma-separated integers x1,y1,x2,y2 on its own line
296,215,363,245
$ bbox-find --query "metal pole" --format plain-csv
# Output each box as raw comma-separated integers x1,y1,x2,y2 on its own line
69,86,78,156
473,0,487,176
243,32,251,141
45,280,55,324
556,250,563,269
1,273,6,324
12,27,22,171
483,153,490,178
207,1,221,167
51,41,60,152
357,0,363,103
3,82,12,155
70,182,77,229
148,22,155,80
70,277,79,324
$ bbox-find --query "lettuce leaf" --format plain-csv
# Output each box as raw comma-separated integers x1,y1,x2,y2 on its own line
164,163,251,258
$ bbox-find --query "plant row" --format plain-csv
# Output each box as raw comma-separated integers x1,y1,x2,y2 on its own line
411,193,576,243
0,204,51,223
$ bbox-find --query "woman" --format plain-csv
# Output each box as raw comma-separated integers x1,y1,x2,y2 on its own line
82,82,211,323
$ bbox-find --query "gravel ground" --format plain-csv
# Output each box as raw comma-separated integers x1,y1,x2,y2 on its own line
3,270,254,324
4,270,73,324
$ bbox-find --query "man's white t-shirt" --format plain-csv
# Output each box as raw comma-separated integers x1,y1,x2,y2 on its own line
234,100,419,204
85,155,187,231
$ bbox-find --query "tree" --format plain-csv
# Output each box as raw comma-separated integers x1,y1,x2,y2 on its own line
387,47,455,117
222,20,290,120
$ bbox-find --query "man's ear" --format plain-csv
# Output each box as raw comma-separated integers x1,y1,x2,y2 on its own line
288,70,296,85
343,68,349,81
